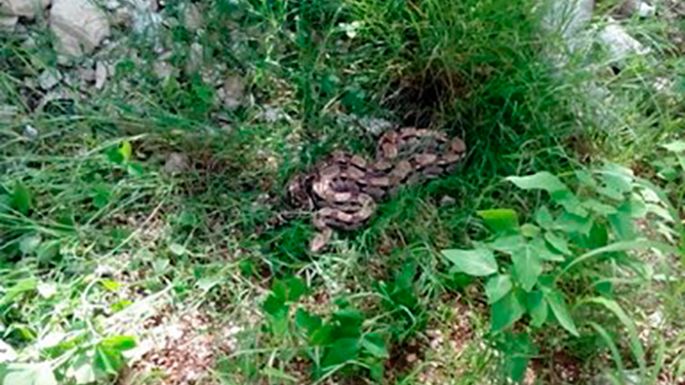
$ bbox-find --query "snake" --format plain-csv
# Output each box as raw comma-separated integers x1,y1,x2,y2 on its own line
287,127,467,252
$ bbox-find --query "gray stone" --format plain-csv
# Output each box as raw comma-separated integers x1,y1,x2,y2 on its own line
50,0,111,57
218,75,245,110
618,0,655,18
0,0,50,18
163,152,190,175
38,69,62,90
542,0,595,48
95,61,107,90
598,22,650,63
23,124,38,139
0,15,17,31
182,3,202,31
357,116,394,135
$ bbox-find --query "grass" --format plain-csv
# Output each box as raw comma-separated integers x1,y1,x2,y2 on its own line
1,0,684,384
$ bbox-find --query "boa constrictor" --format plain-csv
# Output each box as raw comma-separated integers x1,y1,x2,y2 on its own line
287,127,466,252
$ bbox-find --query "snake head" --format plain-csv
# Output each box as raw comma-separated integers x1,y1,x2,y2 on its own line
286,173,316,209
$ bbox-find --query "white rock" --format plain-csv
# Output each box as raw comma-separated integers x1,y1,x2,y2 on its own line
163,152,190,175
38,69,62,90
23,124,38,139
0,339,17,363
95,61,107,89
0,15,17,31
0,0,50,18
50,0,111,57
153,60,175,79
542,0,595,44
218,75,245,110
597,22,650,63
619,0,655,18
182,2,202,31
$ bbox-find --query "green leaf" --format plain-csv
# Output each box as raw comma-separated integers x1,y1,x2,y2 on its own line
65,353,96,384
11,182,32,215
534,206,555,229
272,277,307,303
196,276,222,292
511,243,542,292
101,335,136,351
553,190,588,217
19,235,42,255
588,322,627,384
520,223,540,238
321,338,360,368
361,333,388,358
295,309,322,335
477,209,519,233
489,235,525,254
262,295,287,318
94,345,123,376
662,140,685,153
485,274,512,304
526,291,548,327
555,212,593,235
168,243,187,256
506,172,568,193
582,199,618,216
544,232,571,256
3,363,57,385
608,211,635,240
545,289,578,336
442,248,498,277
490,291,525,332
119,141,132,163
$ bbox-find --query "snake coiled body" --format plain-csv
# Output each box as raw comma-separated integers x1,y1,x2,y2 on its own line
288,127,466,251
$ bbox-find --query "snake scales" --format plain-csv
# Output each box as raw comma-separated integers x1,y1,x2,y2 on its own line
287,127,466,252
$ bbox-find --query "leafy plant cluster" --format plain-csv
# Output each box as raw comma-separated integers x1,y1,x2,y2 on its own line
442,165,676,382
261,273,423,382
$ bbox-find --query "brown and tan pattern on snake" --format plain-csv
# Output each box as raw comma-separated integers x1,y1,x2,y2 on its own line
288,127,466,252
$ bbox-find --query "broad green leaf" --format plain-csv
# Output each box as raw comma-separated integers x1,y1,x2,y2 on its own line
3,363,57,385
485,274,512,304
295,309,322,335
534,206,554,229
530,237,564,262
477,209,519,233
506,172,568,193
489,235,525,254
520,223,540,238
196,276,222,292
11,182,32,215
94,345,123,376
583,297,646,378
511,244,542,292
553,190,588,217
545,289,578,336
272,277,306,302
575,170,597,188
361,333,388,358
262,295,287,318
490,291,525,332
555,212,593,235
0,278,38,306
19,235,41,255
582,199,618,216
321,338,360,368
608,211,635,240
168,243,187,256
662,140,685,153
506,356,530,383
119,141,132,163
544,232,571,256
442,248,498,277
65,353,96,384
526,291,548,327
101,335,136,351
310,324,335,346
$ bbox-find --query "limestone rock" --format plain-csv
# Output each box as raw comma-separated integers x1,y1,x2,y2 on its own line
0,15,17,31
598,22,650,63
50,0,110,57
0,0,49,18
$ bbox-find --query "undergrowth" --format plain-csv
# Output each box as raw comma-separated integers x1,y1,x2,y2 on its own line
1,0,684,384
